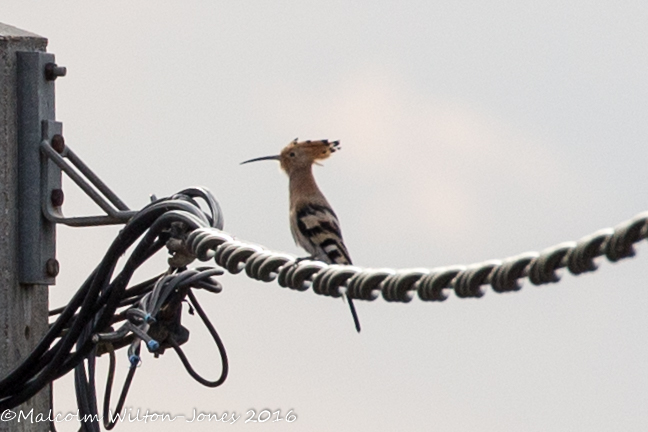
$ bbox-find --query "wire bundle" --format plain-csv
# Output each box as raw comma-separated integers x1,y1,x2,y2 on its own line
0,188,227,431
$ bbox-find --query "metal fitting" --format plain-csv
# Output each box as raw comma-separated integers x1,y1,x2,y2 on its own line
45,258,60,277
51,189,64,207
44,63,67,81
51,134,65,153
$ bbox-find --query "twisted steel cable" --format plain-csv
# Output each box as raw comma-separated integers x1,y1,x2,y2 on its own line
186,211,648,303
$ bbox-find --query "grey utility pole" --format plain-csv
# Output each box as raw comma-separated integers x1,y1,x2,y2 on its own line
0,23,54,432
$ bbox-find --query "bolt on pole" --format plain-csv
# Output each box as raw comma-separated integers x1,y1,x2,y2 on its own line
0,22,56,432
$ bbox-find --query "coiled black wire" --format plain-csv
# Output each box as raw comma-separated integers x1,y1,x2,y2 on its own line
184,210,648,304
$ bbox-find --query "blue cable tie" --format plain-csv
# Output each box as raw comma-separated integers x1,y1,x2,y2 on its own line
147,339,160,352
129,354,140,367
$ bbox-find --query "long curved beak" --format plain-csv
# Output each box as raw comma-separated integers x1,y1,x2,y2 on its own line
240,155,281,165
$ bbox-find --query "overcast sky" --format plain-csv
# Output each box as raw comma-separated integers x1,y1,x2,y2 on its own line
4,1,648,431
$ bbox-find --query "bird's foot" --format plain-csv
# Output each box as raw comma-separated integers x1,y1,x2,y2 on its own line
294,255,316,264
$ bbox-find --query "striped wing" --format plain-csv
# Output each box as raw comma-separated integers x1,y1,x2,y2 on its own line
291,203,352,265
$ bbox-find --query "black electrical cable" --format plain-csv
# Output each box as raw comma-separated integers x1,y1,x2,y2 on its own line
48,274,163,318
54,213,206,378
169,289,228,388
74,345,100,432
92,271,225,428
0,189,227,413
102,344,138,431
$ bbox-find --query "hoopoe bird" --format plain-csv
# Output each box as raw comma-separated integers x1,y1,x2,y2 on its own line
241,138,361,333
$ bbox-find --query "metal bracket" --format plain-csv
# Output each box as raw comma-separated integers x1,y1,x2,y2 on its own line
40,136,137,227
17,51,136,285
17,51,58,285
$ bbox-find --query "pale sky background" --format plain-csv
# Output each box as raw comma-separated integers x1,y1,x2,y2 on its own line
4,1,648,431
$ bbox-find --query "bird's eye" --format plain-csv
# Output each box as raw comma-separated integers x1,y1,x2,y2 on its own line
289,152,295,157
322,150,326,154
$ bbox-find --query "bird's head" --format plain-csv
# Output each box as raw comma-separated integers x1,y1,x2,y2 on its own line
241,138,340,175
